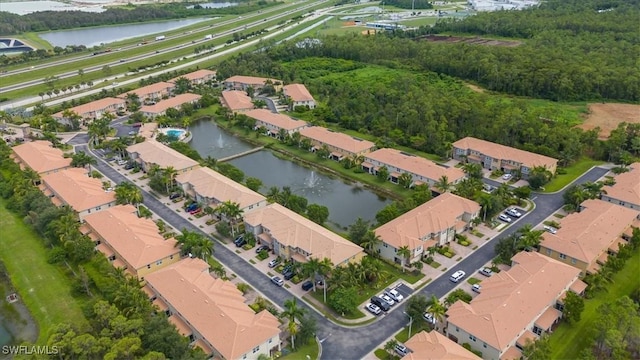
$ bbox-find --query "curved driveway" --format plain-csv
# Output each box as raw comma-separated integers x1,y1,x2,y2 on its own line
79,141,607,359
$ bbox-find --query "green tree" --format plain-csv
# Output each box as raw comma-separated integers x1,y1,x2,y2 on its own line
398,172,413,188
426,295,447,329
348,217,370,245
71,151,97,168
376,166,390,182
397,245,411,269
360,230,382,255
528,166,553,190
328,287,358,315
522,334,552,360
306,204,329,225
405,294,429,325
245,177,263,192
563,291,585,324
434,175,452,193
114,181,143,206
384,339,398,360
281,298,306,350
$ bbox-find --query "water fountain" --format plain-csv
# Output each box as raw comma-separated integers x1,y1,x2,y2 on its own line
305,171,320,188
217,133,224,148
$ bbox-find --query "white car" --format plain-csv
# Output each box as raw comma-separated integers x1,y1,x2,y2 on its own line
366,303,381,315
380,294,395,307
506,208,522,218
472,284,482,293
450,270,466,283
543,225,557,234
423,312,436,324
479,267,493,277
502,173,513,180
385,288,404,302
498,214,512,223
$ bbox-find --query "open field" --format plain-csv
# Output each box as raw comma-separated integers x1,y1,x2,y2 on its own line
0,199,88,343
416,34,522,47
549,249,640,358
543,157,605,193
397,17,438,27
577,103,640,139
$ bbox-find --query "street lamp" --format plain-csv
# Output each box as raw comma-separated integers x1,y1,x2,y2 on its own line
403,312,414,339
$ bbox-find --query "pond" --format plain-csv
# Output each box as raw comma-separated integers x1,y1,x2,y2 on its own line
188,120,254,160
38,17,213,47
0,1,106,15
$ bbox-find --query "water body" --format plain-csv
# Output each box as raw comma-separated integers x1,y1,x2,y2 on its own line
230,151,390,229
38,17,213,47
186,2,238,9
0,1,106,15
188,120,253,160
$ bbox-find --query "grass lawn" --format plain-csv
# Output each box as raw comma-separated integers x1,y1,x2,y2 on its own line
543,157,605,192
375,349,397,360
467,277,481,285
395,322,431,343
548,249,640,358
0,199,88,343
279,340,319,360
307,290,366,319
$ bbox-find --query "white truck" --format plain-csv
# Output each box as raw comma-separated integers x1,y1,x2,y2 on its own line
155,35,166,41
204,34,213,40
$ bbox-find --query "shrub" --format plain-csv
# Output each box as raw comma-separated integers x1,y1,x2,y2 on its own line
257,250,269,260
215,222,231,237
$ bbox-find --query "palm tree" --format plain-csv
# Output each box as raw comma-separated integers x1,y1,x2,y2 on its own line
163,166,178,194
398,172,413,188
361,257,386,286
114,182,143,206
384,339,398,359
462,162,483,179
219,201,243,236
426,295,447,330
434,175,452,193
281,298,306,350
266,186,281,203
360,230,382,255
175,229,212,259
397,245,411,270
200,155,217,169
517,224,544,250
71,151,97,169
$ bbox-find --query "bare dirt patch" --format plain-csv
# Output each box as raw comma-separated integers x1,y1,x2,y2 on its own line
465,83,486,93
577,103,640,139
417,35,522,47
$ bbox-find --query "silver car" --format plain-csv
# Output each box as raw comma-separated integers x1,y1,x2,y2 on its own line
380,294,395,307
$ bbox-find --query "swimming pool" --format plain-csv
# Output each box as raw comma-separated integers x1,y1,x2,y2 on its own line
166,129,185,138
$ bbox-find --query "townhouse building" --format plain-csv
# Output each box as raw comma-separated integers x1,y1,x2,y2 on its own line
220,90,255,113
363,148,465,190
538,199,639,277
10,140,72,176
244,203,365,267
82,205,180,279
139,93,201,118
244,109,308,136
144,258,281,360
446,251,585,360
601,162,640,210
282,83,316,110
375,193,480,265
127,140,200,174
299,126,376,161
169,69,217,86
52,97,125,124
223,75,282,92
452,137,558,178
40,168,117,221
402,331,481,360
118,82,175,103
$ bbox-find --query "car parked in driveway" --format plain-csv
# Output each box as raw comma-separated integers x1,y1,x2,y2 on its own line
385,288,404,302
498,214,512,223
543,225,557,234
423,312,436,324
301,281,313,291
506,207,522,218
394,344,408,356
472,284,482,293
502,173,513,180
255,245,269,253
234,236,246,247
365,303,381,315
271,276,284,287
380,294,395,307
479,267,493,277
169,193,181,200
268,258,280,268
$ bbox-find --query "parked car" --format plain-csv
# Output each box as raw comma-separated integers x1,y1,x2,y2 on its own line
255,245,269,253
394,344,408,356
124,163,135,170
189,208,201,215
423,312,436,324
268,259,280,268
543,225,558,234
117,159,127,165
169,193,181,200
301,281,313,291
380,294,395,307
498,214,512,223
234,236,246,247
128,130,136,136
185,203,198,212
502,173,513,180
365,303,382,315
506,207,522,218
479,267,493,277
270,276,284,287
472,284,482,293
370,296,391,312
283,270,295,280
385,288,404,302
450,270,466,283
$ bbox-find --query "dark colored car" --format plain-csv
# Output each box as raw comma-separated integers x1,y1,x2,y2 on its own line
234,236,246,247
185,203,198,212
255,245,269,253
169,193,181,200
301,281,313,291
283,270,296,280
371,296,391,312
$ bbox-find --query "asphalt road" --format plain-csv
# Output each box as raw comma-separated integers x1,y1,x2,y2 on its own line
76,140,608,359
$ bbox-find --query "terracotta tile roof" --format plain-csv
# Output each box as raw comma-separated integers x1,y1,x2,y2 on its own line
500,346,522,360
515,330,537,348
365,148,465,184
169,69,217,83
452,137,558,169
245,109,308,131
145,258,280,359
540,199,639,264
127,139,200,171
138,122,158,139
569,279,587,294
42,168,116,212
84,205,179,270
224,75,280,86
534,307,561,330
175,167,265,210
402,330,481,360
446,252,580,352
11,140,72,174
118,82,175,99
604,162,640,207
283,83,314,102
375,193,480,250
299,127,375,155
140,93,201,115
221,90,254,111
53,97,125,118
244,203,364,266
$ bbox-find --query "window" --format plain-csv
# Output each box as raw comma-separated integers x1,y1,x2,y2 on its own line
559,253,566,260
469,335,476,342
147,264,151,269
533,326,543,335
546,249,552,255
269,339,272,344
156,260,163,266
243,355,247,359
96,206,101,210
383,243,389,248
253,346,260,353
170,255,174,260
571,258,576,264
483,343,487,348
455,327,459,332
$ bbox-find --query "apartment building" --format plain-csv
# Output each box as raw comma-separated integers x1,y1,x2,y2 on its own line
452,137,558,178
601,162,640,210
446,251,584,360
118,82,175,102
375,193,480,264
299,126,376,160
10,140,72,176
144,258,281,359
82,205,180,279
139,93,201,118
245,109,308,136
220,90,255,112
282,83,316,110
52,97,125,124
402,331,481,360
127,140,200,173
223,75,282,91
169,69,217,85
244,203,365,267
538,199,639,276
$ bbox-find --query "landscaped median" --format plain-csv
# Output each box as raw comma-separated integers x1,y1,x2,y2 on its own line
0,198,88,343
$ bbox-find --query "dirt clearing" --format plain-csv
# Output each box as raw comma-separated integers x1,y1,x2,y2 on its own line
417,35,522,47
577,103,640,139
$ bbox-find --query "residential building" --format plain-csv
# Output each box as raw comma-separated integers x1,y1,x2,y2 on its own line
299,126,376,160
118,82,175,102
245,109,308,136
538,199,639,276
52,97,125,124
175,167,267,214
446,251,584,360
363,148,465,189
82,205,180,279
220,90,254,112
244,203,365,267
374,193,480,264
10,140,72,175
452,137,558,178
127,139,200,173
402,330,481,360
169,69,217,85
40,168,117,220
601,163,640,210
283,83,316,110
139,93,202,118
223,75,282,91
144,258,281,359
